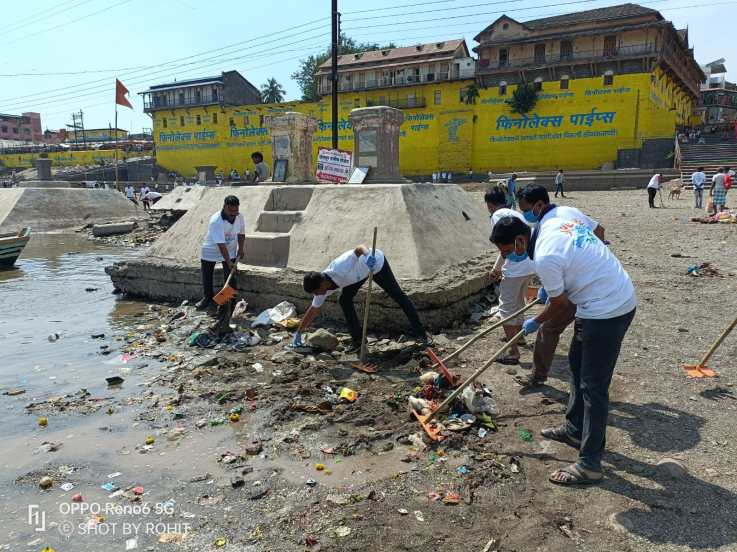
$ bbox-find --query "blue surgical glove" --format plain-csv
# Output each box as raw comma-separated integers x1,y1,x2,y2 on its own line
536,287,548,305
366,254,377,270
522,318,541,335
292,331,304,347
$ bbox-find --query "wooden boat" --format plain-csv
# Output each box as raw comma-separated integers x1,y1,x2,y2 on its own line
0,227,31,268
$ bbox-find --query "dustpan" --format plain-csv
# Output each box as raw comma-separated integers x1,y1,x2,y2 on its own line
213,266,237,305
682,312,737,378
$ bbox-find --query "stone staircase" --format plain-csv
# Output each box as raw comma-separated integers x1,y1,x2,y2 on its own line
243,187,313,268
679,142,737,187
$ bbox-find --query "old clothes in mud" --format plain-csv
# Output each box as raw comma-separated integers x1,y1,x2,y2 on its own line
296,247,429,352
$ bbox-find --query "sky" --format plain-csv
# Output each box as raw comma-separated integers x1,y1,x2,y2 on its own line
0,0,735,134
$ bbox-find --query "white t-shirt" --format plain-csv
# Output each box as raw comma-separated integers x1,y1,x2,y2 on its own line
534,216,636,319
691,172,705,189
141,186,150,196
546,205,598,231
125,186,134,198
647,175,660,189
145,191,162,200
490,209,535,278
712,172,725,191
200,211,246,262
311,248,386,308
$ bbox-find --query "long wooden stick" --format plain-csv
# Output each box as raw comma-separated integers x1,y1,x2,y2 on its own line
424,329,525,423
696,312,737,367
434,300,537,368
359,227,378,363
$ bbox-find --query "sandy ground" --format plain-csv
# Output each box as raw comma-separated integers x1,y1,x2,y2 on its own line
4,189,737,552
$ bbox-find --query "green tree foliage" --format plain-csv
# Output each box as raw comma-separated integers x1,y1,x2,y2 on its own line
260,78,285,103
506,82,538,114
291,35,396,102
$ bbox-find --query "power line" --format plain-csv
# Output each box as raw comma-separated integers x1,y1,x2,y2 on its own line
343,0,473,14
0,17,328,104
0,0,135,47
0,65,151,78
0,0,94,35
344,0,528,22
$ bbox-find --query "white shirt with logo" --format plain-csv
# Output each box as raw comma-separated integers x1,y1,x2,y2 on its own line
311,249,385,308
546,205,598,231
534,216,636,319
201,211,246,262
490,208,535,278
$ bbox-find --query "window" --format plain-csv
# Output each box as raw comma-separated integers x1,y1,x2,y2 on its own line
354,98,361,107
603,35,617,57
560,40,573,61
212,87,219,101
180,116,185,127
212,112,218,124
560,75,569,89
534,78,543,91
178,92,185,105
195,90,201,103
534,44,546,64
0,126,6,133
162,118,168,129
434,90,441,104
499,81,507,96
499,48,509,68
603,71,614,86
502,22,509,30
12,127,18,134
24,128,30,134
196,115,201,125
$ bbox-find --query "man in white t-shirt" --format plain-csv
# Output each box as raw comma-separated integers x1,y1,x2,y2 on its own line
140,184,151,210
485,187,535,364
491,215,635,486
124,184,138,205
517,184,606,386
142,190,162,209
195,195,246,312
295,246,428,353
646,172,662,208
691,167,706,209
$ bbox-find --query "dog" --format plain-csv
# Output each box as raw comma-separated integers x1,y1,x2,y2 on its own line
668,182,682,200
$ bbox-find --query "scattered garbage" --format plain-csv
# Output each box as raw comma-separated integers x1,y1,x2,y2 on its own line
101,483,117,492
60,482,74,492
3,388,25,396
133,486,145,496
398,508,409,515
145,436,155,445
686,262,720,277
414,510,425,522
105,376,124,386
443,491,461,505
335,527,351,538
72,493,83,502
48,333,60,342
315,463,326,471
213,537,227,547
339,387,358,402
229,412,241,423
39,476,53,490
37,416,48,427
252,362,264,373
517,428,533,442
306,479,317,487
251,301,296,328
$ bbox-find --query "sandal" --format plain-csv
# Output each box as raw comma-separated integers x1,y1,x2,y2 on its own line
540,426,581,449
515,373,546,387
549,463,603,486
496,355,520,366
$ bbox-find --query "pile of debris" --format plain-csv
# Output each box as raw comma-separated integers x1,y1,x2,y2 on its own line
686,262,720,277
690,210,737,224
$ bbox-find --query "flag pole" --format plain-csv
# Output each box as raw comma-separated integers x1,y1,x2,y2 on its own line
114,105,119,191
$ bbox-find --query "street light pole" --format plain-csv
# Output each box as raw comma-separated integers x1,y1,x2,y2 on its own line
331,0,339,149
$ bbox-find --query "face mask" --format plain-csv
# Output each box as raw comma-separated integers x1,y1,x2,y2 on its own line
523,204,540,223
506,239,528,262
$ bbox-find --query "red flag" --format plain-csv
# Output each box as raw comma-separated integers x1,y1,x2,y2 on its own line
115,79,132,109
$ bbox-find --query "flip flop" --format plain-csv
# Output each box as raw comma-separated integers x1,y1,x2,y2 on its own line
496,355,520,366
540,426,581,449
549,463,603,486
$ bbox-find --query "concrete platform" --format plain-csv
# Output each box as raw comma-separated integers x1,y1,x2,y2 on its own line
92,222,137,237
151,184,207,213
0,187,144,233
107,184,495,331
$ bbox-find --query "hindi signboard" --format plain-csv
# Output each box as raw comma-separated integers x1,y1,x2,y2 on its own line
316,147,352,184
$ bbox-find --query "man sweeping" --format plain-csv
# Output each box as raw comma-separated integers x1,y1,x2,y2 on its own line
195,195,245,313
491,215,635,486
295,246,429,352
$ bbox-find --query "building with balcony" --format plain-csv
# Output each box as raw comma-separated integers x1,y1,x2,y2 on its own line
0,112,43,143
316,39,475,105
474,3,702,102
140,71,260,113
698,60,737,124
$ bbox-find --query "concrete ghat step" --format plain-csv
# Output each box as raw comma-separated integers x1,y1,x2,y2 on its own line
264,187,313,211
243,232,291,268
256,211,303,233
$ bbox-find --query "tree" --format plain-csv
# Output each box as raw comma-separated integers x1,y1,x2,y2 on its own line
506,82,538,114
260,78,285,103
291,35,396,102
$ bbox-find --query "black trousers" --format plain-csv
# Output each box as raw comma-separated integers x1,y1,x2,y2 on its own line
339,259,426,342
566,308,635,471
647,187,657,207
200,259,237,300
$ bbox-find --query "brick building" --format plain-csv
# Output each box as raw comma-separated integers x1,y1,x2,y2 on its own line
0,112,43,143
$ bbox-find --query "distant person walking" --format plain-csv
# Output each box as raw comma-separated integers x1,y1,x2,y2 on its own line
507,173,518,208
646,172,662,208
691,167,705,209
710,167,728,214
554,169,566,198
124,183,138,206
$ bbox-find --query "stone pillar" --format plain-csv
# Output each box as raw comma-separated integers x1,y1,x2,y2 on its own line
35,158,52,180
194,165,216,185
349,106,407,183
264,112,318,183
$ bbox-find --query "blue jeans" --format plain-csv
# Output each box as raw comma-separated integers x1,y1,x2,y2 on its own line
566,308,635,471
555,182,564,196
694,188,703,209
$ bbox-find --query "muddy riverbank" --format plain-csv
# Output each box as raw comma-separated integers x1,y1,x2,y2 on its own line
2,190,737,552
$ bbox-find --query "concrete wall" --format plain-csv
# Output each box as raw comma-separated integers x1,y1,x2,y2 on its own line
0,187,145,233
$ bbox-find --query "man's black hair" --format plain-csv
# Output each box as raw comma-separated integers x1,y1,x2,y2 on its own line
491,216,531,245
224,195,240,206
698,166,704,172
518,184,550,205
484,186,506,206
251,151,264,162
303,271,325,293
